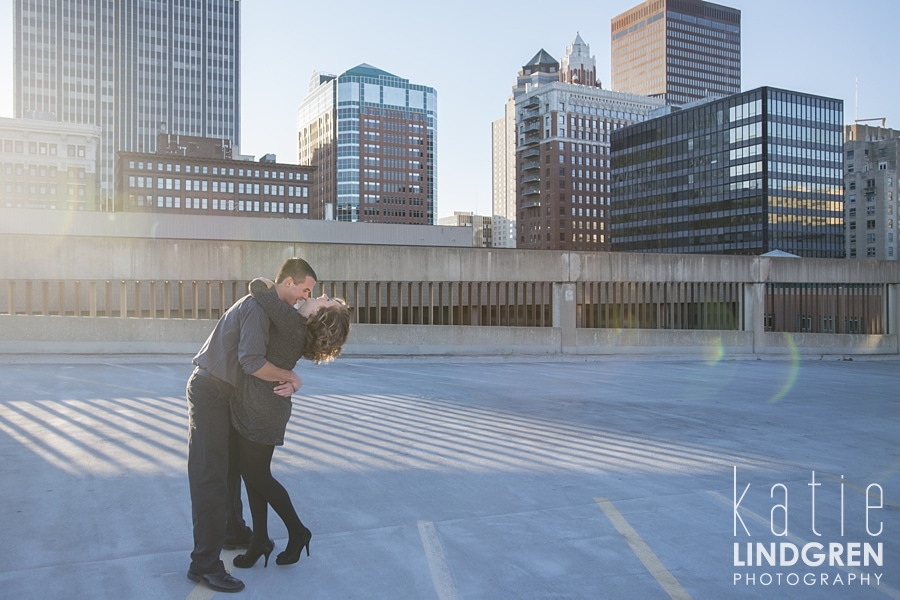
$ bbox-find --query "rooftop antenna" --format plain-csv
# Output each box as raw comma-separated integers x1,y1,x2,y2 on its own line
853,71,888,129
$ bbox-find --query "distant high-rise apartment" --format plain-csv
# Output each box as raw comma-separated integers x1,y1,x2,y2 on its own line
610,87,844,257
492,49,561,248
491,102,518,248
515,35,665,251
844,124,900,260
611,0,740,106
14,0,240,211
298,65,436,224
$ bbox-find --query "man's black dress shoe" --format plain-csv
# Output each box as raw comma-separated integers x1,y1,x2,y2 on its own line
187,568,245,593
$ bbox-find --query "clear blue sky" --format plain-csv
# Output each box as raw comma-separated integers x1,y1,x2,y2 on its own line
1,0,897,219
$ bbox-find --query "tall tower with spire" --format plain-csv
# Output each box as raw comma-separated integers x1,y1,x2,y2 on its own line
492,50,560,248
560,33,601,88
512,34,665,251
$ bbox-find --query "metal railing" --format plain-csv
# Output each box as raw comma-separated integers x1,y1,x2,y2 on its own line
3,278,885,335
765,283,885,334
3,279,244,319
317,281,552,327
575,281,744,331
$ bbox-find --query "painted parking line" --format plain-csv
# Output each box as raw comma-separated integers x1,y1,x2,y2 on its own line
185,584,215,600
595,497,692,600
418,520,461,600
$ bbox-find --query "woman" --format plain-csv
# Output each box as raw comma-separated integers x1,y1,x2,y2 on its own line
230,278,350,569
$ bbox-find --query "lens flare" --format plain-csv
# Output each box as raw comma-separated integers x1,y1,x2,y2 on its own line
704,336,725,366
769,332,800,403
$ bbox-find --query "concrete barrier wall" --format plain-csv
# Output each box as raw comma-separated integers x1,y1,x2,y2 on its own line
2,212,900,357
1,315,896,357
762,331,897,355
574,328,754,356
4,228,900,285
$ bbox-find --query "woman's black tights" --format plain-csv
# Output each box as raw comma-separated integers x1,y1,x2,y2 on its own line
237,434,305,550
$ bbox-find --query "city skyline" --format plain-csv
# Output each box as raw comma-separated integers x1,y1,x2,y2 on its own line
1,0,898,220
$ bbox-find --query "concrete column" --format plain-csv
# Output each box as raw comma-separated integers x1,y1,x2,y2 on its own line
888,284,900,354
744,283,766,354
553,282,577,354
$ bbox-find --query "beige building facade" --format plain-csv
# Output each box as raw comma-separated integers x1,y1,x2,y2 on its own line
438,211,493,247
0,116,101,211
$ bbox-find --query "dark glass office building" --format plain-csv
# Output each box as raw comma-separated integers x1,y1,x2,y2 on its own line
610,87,844,257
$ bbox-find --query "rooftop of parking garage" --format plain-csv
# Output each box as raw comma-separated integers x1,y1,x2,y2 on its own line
0,353,897,600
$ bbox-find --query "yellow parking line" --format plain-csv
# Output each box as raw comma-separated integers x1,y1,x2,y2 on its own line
595,497,692,600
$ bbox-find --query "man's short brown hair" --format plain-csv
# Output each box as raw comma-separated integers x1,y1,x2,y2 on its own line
275,257,317,284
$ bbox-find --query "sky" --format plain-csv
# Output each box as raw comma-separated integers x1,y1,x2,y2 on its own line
1,0,898,219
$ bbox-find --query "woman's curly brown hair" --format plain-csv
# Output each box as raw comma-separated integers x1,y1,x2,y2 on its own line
301,298,351,364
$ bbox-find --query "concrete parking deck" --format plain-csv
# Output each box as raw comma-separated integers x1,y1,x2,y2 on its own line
0,354,897,600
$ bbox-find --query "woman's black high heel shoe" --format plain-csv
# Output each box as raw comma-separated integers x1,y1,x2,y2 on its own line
276,526,312,566
233,538,275,569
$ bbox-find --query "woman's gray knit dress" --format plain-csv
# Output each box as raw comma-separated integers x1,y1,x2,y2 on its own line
231,280,307,446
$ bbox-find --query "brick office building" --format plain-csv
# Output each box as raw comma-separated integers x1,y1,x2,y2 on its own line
116,134,315,219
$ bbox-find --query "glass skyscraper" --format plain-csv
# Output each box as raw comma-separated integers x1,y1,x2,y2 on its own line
298,64,436,224
610,87,844,258
14,0,240,211
611,0,740,106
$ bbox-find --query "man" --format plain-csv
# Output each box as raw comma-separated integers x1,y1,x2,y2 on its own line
186,258,317,593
